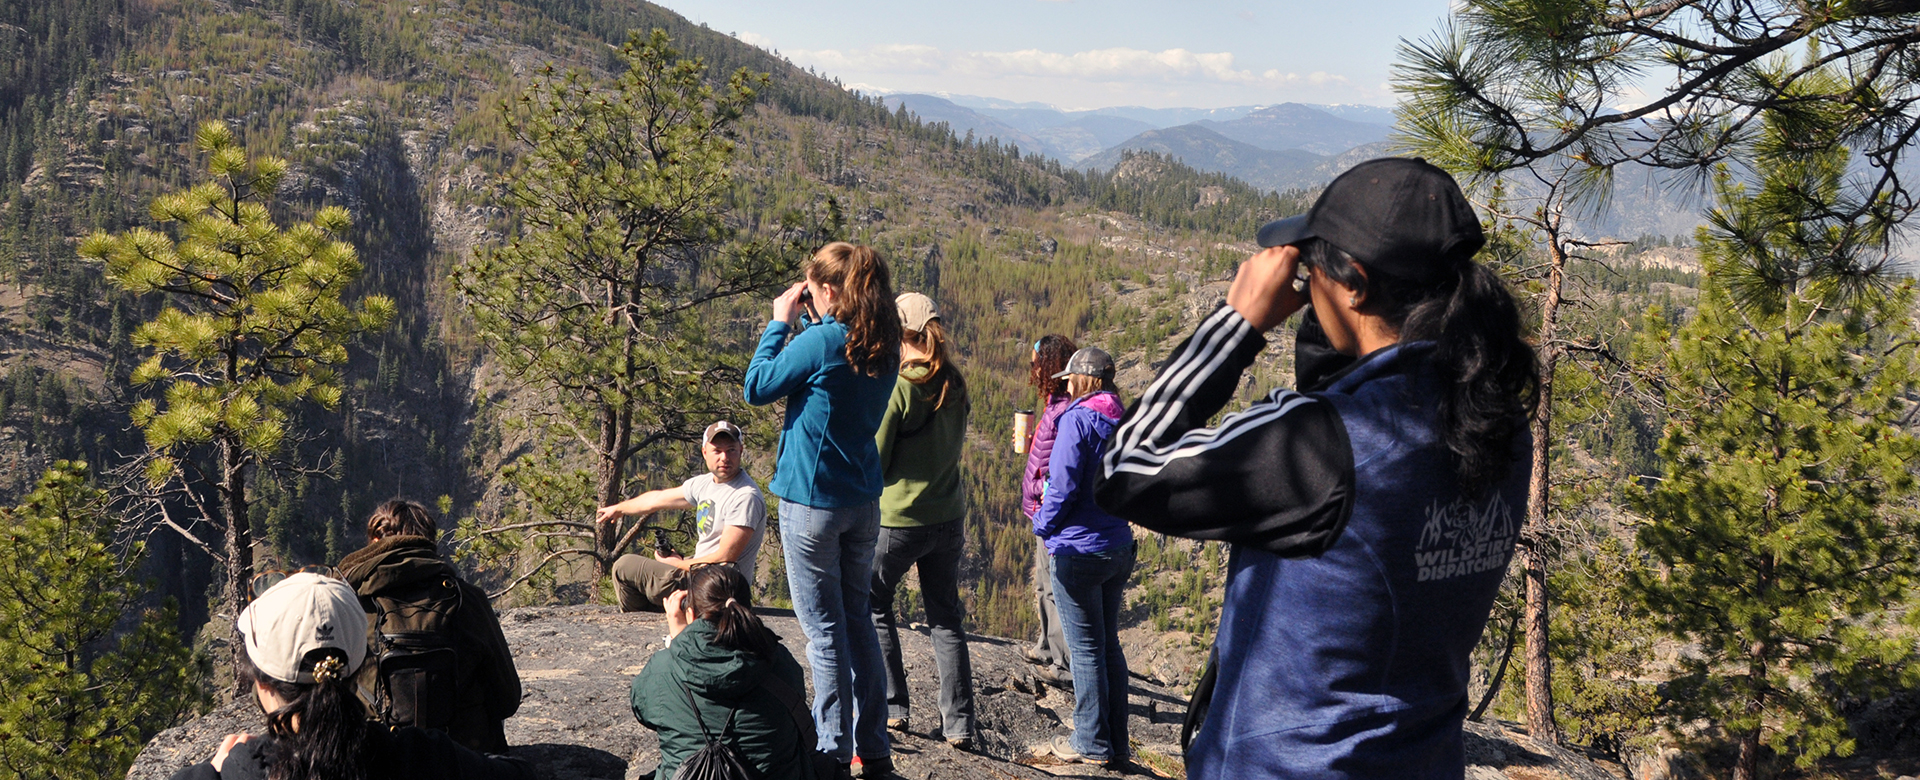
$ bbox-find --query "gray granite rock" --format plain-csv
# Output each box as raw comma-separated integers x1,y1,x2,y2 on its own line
129,605,1623,780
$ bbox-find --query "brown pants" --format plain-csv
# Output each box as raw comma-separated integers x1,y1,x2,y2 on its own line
611,554,683,612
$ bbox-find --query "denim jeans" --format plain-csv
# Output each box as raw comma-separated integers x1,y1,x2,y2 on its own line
1030,537,1070,671
870,519,976,740
1051,542,1136,762
779,499,891,761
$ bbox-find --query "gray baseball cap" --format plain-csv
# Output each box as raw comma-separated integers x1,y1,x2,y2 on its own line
1051,347,1115,379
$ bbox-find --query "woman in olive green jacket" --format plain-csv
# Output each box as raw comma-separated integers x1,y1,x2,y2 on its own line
630,565,810,780
868,292,976,747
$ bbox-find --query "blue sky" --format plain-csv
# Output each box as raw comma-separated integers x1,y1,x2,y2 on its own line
656,1,1462,109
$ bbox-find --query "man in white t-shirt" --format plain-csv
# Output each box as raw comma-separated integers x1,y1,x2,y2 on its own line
597,420,768,612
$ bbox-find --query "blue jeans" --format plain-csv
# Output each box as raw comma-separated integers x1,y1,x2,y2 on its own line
1051,542,1136,762
779,499,891,761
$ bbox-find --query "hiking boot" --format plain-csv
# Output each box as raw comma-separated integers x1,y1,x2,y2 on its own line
1034,664,1073,685
1021,645,1050,665
850,754,894,778
946,735,973,751
885,716,909,732
1046,735,1113,766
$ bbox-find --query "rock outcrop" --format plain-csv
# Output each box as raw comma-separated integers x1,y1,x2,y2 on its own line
129,606,1624,780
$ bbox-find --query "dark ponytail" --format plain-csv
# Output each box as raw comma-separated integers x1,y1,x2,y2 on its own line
237,649,372,780
1299,238,1539,495
686,564,779,660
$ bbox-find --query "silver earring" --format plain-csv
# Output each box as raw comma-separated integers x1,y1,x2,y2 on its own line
1348,295,1357,307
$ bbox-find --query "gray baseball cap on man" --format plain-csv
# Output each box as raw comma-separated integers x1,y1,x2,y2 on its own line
1051,347,1115,380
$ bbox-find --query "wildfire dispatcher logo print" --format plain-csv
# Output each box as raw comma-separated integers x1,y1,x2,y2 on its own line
1414,493,1517,582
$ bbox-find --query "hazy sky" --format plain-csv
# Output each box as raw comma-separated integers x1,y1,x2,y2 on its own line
655,0,1462,109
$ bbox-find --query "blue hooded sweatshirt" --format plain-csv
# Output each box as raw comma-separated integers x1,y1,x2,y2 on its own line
1032,390,1131,555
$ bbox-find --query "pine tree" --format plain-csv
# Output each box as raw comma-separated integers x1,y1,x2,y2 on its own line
1627,96,1920,780
452,30,794,592
0,461,207,779
78,120,393,689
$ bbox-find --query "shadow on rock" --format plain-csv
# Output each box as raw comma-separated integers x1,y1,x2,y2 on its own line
510,743,626,780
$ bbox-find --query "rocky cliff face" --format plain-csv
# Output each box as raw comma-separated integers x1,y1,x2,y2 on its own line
128,606,1624,780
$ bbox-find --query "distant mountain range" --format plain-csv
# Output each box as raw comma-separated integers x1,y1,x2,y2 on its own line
880,92,1710,239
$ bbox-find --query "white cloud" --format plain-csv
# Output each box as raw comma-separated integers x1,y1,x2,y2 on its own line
736,31,777,51
780,44,1351,90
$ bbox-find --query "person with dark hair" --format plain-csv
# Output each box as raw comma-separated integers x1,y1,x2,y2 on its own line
630,564,812,780
1019,334,1077,682
1031,347,1133,770
743,242,900,777
867,293,976,748
337,500,520,753
597,421,768,612
1095,157,1542,779
168,572,528,780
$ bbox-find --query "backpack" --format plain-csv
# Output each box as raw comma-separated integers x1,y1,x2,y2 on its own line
367,572,464,732
672,683,759,780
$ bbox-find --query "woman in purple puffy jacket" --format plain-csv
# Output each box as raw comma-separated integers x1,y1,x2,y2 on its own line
1020,334,1076,680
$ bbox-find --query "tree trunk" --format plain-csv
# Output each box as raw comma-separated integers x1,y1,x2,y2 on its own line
594,403,625,579
1734,625,1770,780
222,434,252,699
1523,239,1568,744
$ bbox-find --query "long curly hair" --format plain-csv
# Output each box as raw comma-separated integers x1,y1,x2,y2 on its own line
1298,237,1539,495
1029,334,1077,399
903,318,968,412
807,242,900,377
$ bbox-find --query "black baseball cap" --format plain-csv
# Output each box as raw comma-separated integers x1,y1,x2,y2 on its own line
1256,157,1485,282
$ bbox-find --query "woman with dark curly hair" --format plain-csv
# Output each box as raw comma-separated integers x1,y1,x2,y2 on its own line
1018,334,1076,680
744,241,901,777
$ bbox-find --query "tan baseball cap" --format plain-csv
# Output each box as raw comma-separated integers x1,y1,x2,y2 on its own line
703,420,743,446
237,572,367,684
896,292,939,332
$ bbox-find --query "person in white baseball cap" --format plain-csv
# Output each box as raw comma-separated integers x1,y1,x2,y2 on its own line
168,572,528,780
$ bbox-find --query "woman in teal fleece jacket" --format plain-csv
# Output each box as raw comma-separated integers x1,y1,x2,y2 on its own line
743,241,901,772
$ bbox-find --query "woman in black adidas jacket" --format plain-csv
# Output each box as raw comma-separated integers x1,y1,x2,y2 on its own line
1094,158,1540,779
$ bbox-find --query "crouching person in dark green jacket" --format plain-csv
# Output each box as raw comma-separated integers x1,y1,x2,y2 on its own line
631,564,813,780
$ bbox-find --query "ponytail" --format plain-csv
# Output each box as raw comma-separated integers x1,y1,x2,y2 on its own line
1299,239,1539,495
902,319,968,411
807,242,901,377
238,649,372,780
686,564,779,660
